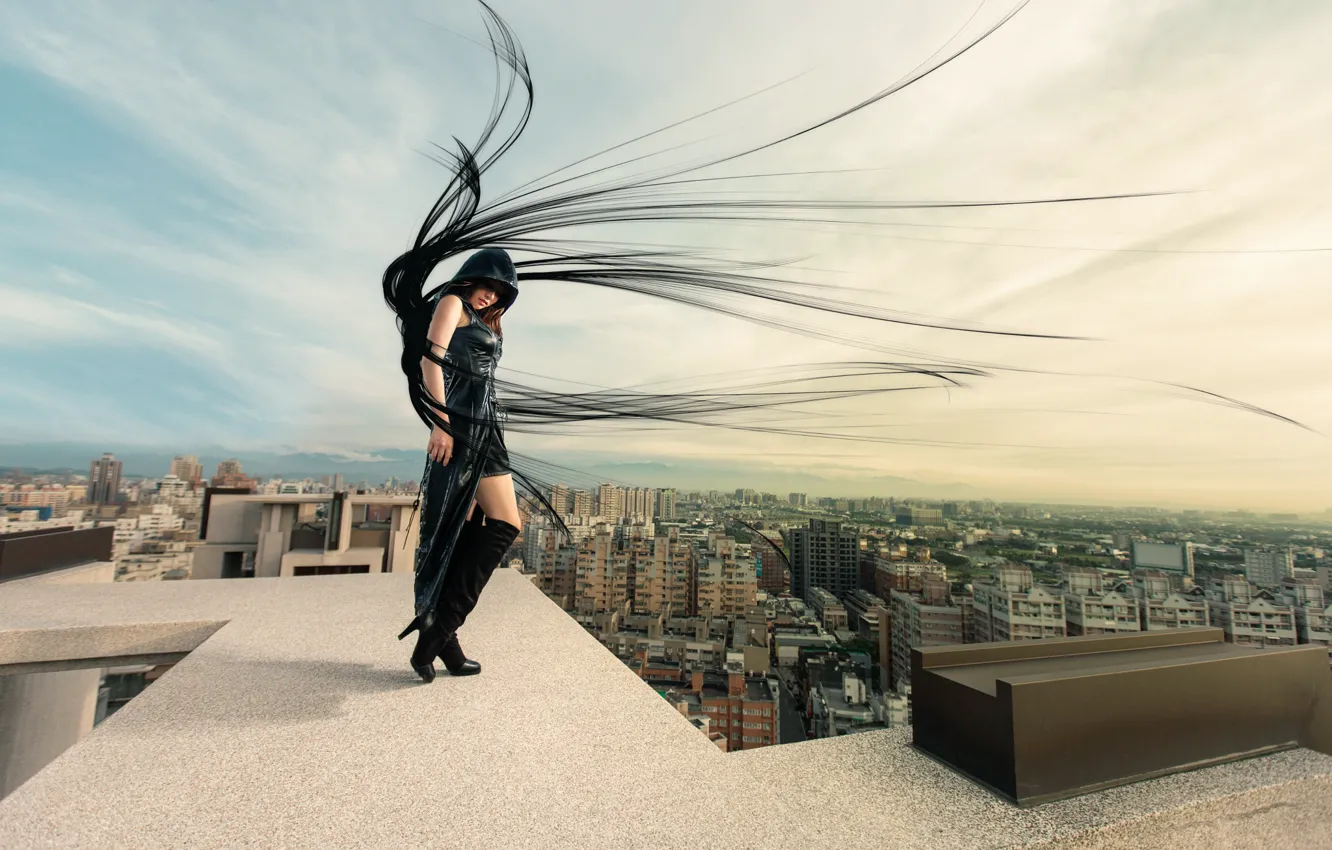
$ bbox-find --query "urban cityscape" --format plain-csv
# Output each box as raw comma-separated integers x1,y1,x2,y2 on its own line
4,451,1329,752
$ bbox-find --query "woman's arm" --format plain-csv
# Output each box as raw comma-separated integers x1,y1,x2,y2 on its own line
422,294,464,423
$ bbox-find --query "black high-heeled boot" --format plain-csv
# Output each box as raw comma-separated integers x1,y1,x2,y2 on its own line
438,631,480,676
435,518,521,676
398,610,439,683
397,510,488,683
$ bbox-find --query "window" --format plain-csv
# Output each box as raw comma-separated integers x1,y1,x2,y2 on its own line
293,564,371,576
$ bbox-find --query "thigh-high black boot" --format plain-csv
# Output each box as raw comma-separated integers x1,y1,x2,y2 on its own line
400,508,487,683
433,518,520,675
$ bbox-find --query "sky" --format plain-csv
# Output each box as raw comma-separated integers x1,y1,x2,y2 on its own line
2,0,1331,512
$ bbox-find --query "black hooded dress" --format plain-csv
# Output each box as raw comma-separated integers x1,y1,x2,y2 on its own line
410,291,510,620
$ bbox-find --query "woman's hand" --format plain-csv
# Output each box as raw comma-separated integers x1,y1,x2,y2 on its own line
427,425,454,465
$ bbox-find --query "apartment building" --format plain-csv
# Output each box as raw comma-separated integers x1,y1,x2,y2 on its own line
654,488,676,521
1245,547,1295,589
971,565,1067,642
1112,570,1210,631
696,534,758,618
571,489,594,518
867,556,947,601
1280,578,1332,668
789,519,859,603
686,670,777,751
755,546,789,595
842,588,888,640
530,529,578,609
889,577,964,690
1062,566,1141,636
89,454,122,505
575,530,627,616
1205,575,1297,648
807,587,849,631
0,485,75,516
632,529,695,616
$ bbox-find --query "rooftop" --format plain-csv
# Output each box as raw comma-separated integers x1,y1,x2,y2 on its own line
2,568,1331,848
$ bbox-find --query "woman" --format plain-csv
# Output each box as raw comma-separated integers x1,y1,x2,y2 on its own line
396,247,523,683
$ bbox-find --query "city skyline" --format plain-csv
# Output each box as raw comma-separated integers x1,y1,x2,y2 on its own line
3,441,1331,517
3,1,1331,512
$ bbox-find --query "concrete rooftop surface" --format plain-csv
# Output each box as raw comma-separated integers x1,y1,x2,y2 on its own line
2,569,1332,849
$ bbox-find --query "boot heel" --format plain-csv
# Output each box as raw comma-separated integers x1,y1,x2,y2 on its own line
397,611,435,641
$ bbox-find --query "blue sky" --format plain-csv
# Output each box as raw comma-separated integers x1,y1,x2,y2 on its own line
3,0,1331,510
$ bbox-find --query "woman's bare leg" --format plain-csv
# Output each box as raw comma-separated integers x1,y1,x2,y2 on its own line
473,474,521,527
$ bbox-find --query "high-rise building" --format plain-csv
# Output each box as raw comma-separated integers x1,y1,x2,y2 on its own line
788,492,806,507
168,456,203,487
575,530,628,615
755,546,788,594
572,489,594,518
551,484,571,515
621,487,654,521
531,526,578,609
632,529,694,615
1244,547,1295,588
654,488,676,521
696,535,757,617
597,484,623,520
216,459,243,477
211,458,256,490
89,454,122,505
788,519,860,604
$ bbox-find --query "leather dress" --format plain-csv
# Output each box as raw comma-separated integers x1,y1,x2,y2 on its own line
411,295,510,619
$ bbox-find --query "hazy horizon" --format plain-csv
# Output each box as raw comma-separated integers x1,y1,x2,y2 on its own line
3,1,1330,513
2,440,1328,516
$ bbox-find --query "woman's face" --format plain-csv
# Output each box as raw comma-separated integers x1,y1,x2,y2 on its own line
467,282,501,311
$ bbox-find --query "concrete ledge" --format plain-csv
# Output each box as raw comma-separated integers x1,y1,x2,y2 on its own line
0,621,227,673
0,653,190,677
1032,774,1332,849
1,570,1330,849
2,560,115,587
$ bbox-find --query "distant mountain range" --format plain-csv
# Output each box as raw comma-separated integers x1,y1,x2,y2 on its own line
0,441,987,500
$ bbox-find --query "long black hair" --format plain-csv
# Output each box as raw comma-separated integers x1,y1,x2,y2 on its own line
383,1,1314,536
